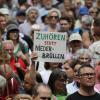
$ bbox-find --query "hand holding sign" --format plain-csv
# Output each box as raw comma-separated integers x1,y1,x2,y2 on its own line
30,52,38,61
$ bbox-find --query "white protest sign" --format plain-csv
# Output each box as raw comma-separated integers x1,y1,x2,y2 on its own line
33,32,67,62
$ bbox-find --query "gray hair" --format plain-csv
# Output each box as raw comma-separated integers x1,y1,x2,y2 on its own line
26,6,39,16
2,40,14,48
75,48,93,60
81,15,93,25
33,83,51,96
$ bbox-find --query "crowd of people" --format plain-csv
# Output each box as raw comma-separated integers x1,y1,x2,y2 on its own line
0,0,100,100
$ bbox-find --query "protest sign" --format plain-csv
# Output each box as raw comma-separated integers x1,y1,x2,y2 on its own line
34,32,67,62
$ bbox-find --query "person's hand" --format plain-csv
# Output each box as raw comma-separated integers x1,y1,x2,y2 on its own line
6,95,13,100
30,52,38,61
17,51,26,60
6,98,12,100
15,62,21,68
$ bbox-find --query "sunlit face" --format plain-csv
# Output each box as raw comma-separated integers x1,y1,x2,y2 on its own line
63,62,74,79
54,75,67,94
28,10,38,23
74,64,81,77
79,67,95,87
85,0,93,8
49,11,59,25
16,15,26,24
60,19,70,32
64,0,72,10
70,40,82,53
89,9,98,19
81,22,91,31
42,0,52,9
31,0,39,5
79,53,90,64
34,86,52,100
8,30,19,41
0,16,6,30
3,43,14,56
23,73,34,91
93,23,100,36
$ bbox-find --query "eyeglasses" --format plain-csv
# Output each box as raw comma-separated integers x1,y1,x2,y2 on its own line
80,73,95,77
40,97,51,100
4,49,13,52
60,23,68,25
49,16,59,19
79,57,90,60
90,11,98,14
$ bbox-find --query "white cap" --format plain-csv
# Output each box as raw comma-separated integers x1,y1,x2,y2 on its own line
0,8,9,15
69,33,82,42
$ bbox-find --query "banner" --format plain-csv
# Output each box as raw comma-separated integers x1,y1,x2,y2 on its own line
34,32,67,62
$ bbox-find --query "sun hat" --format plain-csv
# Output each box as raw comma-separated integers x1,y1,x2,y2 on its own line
6,24,19,33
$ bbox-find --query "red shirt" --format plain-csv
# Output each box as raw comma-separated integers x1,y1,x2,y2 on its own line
10,56,27,74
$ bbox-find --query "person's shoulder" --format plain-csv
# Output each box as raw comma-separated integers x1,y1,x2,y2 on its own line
66,92,100,100
89,41,100,52
89,41,100,47
66,91,79,99
19,20,28,27
94,92,100,98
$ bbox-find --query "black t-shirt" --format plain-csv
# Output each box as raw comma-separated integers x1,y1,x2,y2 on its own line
66,91,100,100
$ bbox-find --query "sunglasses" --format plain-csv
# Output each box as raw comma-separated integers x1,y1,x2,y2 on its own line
40,97,51,100
49,16,59,19
90,11,98,14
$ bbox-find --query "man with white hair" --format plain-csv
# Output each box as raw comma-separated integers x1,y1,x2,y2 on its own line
81,15,93,48
19,7,39,37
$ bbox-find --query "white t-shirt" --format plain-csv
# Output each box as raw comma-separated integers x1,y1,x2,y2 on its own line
39,69,52,84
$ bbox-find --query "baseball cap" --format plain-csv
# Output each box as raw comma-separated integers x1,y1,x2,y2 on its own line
69,33,82,42
16,10,26,16
79,6,89,15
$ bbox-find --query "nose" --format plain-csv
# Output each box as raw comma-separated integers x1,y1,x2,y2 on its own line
83,58,87,62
